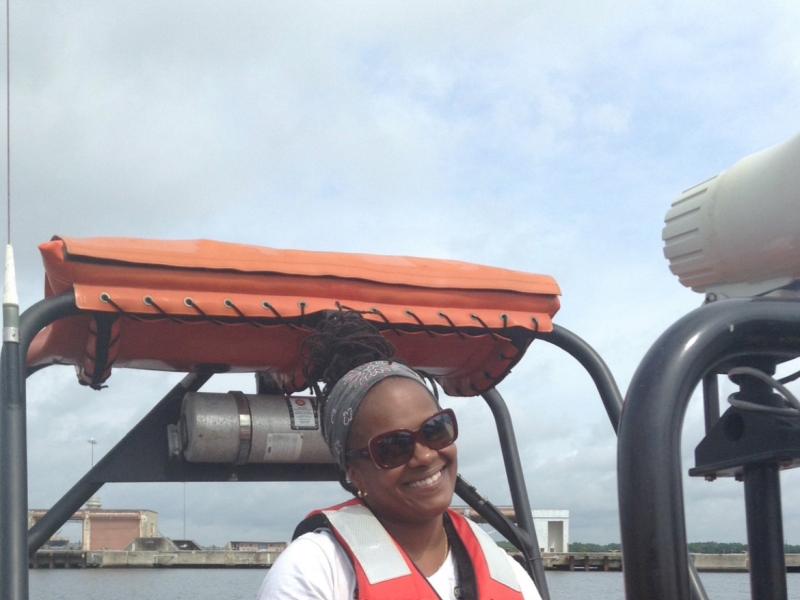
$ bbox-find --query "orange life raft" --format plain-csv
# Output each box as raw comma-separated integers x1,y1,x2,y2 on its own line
28,237,560,396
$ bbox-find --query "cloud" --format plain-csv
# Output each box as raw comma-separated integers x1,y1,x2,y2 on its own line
8,1,800,550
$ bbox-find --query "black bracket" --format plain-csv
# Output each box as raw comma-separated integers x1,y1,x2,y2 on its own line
690,407,800,478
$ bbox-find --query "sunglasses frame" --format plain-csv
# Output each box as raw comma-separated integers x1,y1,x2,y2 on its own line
346,408,458,469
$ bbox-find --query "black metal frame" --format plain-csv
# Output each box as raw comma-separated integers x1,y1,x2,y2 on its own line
2,293,631,600
618,297,800,600
1,293,81,600
541,325,709,600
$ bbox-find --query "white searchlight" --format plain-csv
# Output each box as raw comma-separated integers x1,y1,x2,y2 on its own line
663,133,800,298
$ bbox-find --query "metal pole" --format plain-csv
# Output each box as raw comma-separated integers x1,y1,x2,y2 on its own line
539,324,623,432
618,298,800,600
183,483,186,539
18,293,80,349
702,373,720,435
1,283,25,600
482,387,550,600
744,463,787,600
541,324,709,600
1,292,78,593
88,437,97,467
454,475,534,554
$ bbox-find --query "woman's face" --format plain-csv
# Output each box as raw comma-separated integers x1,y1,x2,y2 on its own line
346,377,457,526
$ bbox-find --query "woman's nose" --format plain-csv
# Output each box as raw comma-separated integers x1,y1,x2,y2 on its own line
407,441,436,466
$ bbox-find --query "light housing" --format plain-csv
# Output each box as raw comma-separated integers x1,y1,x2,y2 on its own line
663,134,800,298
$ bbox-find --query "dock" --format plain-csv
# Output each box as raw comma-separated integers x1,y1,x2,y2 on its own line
30,550,88,569
542,552,623,571
30,549,278,569
30,549,800,572
532,552,800,573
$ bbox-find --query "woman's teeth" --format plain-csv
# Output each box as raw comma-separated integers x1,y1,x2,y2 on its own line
407,469,443,488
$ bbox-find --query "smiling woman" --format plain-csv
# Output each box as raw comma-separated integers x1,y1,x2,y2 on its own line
256,311,542,600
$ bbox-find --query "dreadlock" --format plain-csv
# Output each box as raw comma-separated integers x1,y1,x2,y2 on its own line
302,311,397,398
302,311,399,496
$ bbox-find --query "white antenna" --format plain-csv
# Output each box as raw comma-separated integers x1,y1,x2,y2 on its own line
2,0,16,344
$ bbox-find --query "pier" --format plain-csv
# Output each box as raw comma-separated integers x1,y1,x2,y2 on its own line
30,550,87,569
542,552,623,572
528,552,800,573
30,549,279,569
30,549,800,572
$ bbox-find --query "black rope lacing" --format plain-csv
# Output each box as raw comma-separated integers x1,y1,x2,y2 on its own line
96,292,536,342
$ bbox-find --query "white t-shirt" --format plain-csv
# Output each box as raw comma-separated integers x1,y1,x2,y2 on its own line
256,529,543,599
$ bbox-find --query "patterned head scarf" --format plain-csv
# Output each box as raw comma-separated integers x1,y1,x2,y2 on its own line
322,360,432,470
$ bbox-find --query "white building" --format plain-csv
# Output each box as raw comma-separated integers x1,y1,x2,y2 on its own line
532,509,569,553
475,508,570,554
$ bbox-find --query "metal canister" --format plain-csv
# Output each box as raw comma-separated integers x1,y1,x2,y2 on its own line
179,392,333,464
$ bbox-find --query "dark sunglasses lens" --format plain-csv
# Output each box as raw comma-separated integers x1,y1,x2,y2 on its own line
421,411,457,449
371,432,416,469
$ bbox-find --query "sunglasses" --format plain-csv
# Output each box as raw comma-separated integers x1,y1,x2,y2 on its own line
346,408,458,470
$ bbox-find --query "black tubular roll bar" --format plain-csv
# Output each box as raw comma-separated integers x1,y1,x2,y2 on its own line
540,326,709,600
482,387,549,598
618,298,800,600
1,293,81,600
540,325,622,432
3,294,640,600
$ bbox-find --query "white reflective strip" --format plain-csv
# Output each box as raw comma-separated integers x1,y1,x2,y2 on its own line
465,519,522,592
324,504,411,584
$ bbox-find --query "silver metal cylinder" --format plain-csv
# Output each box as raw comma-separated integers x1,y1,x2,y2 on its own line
180,392,333,464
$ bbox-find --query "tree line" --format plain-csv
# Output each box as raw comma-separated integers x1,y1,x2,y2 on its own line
568,542,800,554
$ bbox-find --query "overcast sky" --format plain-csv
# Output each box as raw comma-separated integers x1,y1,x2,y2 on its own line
7,1,800,548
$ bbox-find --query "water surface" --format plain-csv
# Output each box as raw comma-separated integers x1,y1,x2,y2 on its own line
29,569,800,599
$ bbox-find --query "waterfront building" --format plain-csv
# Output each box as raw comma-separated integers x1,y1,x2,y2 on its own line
29,500,159,551
532,509,570,554
453,506,570,554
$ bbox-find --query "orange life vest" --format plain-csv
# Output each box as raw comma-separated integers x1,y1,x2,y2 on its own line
294,499,527,600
